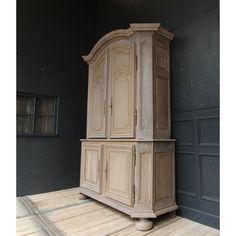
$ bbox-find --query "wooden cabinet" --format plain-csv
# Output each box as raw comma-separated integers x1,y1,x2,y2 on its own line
80,23,178,231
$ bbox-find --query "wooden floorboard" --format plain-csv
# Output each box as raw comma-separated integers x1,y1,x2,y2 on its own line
16,215,49,236
17,198,32,218
16,187,219,236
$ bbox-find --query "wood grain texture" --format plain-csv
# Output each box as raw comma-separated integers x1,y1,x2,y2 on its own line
87,52,107,138
104,144,134,206
16,188,219,236
80,143,102,193
110,41,135,138
153,33,171,139
153,142,176,211
135,33,154,139
82,24,178,228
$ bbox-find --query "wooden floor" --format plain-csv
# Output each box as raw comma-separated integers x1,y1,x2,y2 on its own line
16,188,219,236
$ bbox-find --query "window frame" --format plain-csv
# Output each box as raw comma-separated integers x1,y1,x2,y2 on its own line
17,92,59,137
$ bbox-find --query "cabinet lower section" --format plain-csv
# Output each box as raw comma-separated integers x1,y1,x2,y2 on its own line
80,140,178,223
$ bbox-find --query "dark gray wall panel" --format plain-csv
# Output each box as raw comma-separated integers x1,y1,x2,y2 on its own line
172,121,194,146
173,108,219,228
176,152,196,197
17,0,98,196
199,154,219,202
198,118,219,146
171,8,219,112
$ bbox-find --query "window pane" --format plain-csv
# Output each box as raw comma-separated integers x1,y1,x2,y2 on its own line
36,97,55,115
17,95,35,114
17,115,34,134
35,116,55,134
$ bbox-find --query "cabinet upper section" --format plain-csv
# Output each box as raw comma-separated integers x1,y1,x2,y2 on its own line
83,23,174,140
82,23,174,64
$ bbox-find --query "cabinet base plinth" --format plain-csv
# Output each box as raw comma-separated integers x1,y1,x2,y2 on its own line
135,218,153,231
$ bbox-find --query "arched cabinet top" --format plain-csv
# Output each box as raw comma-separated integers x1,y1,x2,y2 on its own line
82,23,174,63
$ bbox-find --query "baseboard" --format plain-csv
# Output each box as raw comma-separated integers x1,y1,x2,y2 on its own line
177,204,219,229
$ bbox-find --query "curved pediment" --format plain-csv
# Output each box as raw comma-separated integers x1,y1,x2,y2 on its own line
82,23,174,63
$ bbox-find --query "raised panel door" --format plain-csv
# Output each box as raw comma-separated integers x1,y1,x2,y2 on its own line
109,42,135,138
87,52,107,138
80,143,102,193
103,144,134,206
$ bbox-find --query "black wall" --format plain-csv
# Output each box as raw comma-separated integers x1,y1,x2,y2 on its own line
95,0,219,229
17,0,98,196
17,0,219,229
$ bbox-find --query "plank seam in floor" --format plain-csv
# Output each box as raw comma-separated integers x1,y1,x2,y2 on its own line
107,224,134,235
33,199,93,214
17,197,33,219
52,205,110,224
22,196,66,236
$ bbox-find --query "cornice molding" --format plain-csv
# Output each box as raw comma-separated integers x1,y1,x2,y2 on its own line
82,23,174,63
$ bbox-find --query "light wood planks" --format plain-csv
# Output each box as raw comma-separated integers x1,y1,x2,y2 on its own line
17,198,31,218
16,187,219,236
16,215,48,236
27,187,89,212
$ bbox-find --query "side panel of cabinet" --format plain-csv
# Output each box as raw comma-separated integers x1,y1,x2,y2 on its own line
80,143,102,193
109,42,135,138
153,33,171,139
87,52,107,138
153,142,176,210
103,144,134,206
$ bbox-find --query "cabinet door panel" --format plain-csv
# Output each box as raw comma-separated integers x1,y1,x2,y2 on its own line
80,143,102,193
104,144,134,206
110,43,135,138
87,53,107,138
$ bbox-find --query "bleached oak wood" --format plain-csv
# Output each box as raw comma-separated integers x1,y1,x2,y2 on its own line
17,188,219,236
135,218,153,231
17,198,31,218
87,52,108,138
104,144,134,205
153,32,171,139
81,138,176,142
80,143,102,193
82,23,173,63
109,41,135,138
81,23,177,231
16,215,47,236
45,201,105,223
27,187,79,201
28,188,85,212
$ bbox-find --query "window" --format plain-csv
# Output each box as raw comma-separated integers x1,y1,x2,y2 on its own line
17,93,58,136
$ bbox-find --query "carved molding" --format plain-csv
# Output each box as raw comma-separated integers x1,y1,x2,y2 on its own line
83,24,174,63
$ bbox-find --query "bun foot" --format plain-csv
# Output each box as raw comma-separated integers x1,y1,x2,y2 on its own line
78,193,89,200
135,218,153,231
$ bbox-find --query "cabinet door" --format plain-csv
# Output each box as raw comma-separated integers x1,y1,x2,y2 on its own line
80,143,102,193
103,144,134,206
87,53,107,138
109,42,135,138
